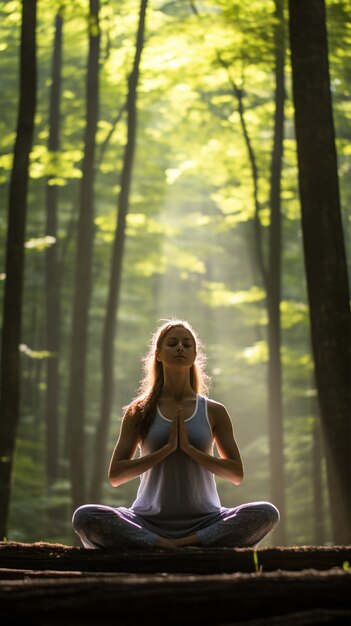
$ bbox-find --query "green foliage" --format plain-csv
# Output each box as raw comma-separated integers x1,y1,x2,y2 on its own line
19,344,53,359
253,549,261,573
9,425,72,543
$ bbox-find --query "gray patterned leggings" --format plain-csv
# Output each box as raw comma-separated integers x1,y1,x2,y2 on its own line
72,501,279,549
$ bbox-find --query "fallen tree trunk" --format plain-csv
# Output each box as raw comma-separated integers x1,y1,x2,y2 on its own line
0,541,350,574
0,568,350,626
1,542,351,625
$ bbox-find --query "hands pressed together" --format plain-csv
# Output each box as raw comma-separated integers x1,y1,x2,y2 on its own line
167,406,191,454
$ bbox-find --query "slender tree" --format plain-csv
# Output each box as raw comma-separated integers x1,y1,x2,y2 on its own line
0,0,37,539
66,0,100,509
90,0,148,502
45,7,64,486
289,0,351,543
266,0,286,545
192,0,286,543
312,412,325,544
219,0,286,543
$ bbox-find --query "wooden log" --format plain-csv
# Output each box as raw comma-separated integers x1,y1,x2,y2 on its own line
229,608,351,625
0,541,350,574
1,544,351,625
0,569,350,626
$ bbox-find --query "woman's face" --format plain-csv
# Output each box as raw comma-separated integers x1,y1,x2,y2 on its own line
156,326,196,368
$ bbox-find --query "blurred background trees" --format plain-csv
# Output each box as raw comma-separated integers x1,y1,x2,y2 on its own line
0,0,350,545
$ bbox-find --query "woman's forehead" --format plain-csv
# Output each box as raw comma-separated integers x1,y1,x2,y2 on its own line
164,326,194,340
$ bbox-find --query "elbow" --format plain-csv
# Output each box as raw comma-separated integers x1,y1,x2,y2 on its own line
108,474,117,487
108,469,121,488
109,476,123,488
108,467,129,488
233,465,244,486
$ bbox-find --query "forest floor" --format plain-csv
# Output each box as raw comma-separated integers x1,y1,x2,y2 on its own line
0,542,351,625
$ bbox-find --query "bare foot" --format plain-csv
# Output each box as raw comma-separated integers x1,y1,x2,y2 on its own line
154,533,202,549
172,534,202,548
154,536,177,549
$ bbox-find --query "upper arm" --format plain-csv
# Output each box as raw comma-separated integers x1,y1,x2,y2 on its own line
108,412,141,475
208,400,243,468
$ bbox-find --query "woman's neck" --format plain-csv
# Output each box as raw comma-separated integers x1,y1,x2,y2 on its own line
160,371,195,403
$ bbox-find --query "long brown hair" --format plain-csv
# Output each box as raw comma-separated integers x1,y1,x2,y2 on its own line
123,319,210,440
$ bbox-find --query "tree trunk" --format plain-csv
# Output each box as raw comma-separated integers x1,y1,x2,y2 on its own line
266,0,286,545
0,0,37,540
223,2,286,543
312,410,325,544
66,0,100,510
45,8,63,486
289,0,351,543
90,0,148,502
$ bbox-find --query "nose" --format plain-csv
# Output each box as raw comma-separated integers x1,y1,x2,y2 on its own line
177,342,184,351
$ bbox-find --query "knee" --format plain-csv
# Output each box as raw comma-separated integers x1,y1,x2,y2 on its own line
260,502,280,529
72,505,96,533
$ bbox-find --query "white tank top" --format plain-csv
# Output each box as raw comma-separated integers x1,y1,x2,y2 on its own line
131,395,222,538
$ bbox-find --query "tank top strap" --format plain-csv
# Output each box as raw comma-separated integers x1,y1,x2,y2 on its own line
194,394,212,437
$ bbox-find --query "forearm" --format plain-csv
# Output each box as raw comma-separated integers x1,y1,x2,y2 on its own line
186,445,243,485
108,444,173,487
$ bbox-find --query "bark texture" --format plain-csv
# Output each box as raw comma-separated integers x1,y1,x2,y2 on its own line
289,0,351,543
66,0,100,509
45,9,63,485
266,0,286,544
0,543,351,626
90,0,148,502
0,0,37,539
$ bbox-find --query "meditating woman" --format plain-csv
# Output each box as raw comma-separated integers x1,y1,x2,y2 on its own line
73,319,279,549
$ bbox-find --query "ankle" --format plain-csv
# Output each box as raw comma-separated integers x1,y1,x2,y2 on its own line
154,536,175,549
173,534,201,547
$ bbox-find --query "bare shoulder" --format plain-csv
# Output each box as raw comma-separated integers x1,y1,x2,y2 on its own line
122,407,141,424
206,397,232,427
110,408,141,462
120,407,142,433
